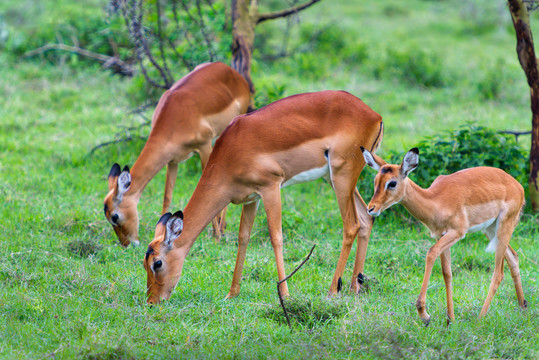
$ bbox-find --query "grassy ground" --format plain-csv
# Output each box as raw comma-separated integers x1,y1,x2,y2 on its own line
1,0,538,359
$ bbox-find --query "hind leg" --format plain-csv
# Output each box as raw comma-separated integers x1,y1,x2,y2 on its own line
504,245,527,310
479,215,518,317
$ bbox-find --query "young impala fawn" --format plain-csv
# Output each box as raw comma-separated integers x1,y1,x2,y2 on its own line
142,90,384,304
361,147,527,324
103,62,251,247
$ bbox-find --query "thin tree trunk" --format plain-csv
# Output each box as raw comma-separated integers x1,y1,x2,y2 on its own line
231,0,256,96
230,0,321,107
508,0,539,212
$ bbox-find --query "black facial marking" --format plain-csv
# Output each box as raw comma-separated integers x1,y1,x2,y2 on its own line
381,167,392,174
357,273,365,285
324,149,329,159
337,277,342,292
145,245,154,261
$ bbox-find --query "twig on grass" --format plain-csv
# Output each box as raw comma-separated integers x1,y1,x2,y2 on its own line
276,244,316,329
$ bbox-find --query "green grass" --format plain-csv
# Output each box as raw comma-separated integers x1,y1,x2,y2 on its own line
1,0,539,358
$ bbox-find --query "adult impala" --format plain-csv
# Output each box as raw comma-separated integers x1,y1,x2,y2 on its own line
143,90,384,303
104,62,251,247
361,147,527,324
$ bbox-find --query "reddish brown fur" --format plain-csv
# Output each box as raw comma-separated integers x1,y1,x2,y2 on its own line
104,62,251,247
143,91,383,303
363,149,526,324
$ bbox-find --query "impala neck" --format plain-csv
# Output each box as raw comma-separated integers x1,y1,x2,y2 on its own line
400,179,438,226
174,178,231,251
127,139,174,200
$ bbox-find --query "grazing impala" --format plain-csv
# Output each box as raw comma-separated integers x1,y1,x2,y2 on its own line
142,90,384,304
361,147,527,324
104,62,251,247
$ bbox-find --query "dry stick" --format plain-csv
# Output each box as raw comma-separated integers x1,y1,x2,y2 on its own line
276,244,316,329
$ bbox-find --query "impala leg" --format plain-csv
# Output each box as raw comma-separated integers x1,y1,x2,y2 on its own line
198,143,227,241
350,189,374,294
480,216,517,317
226,201,259,299
162,162,179,214
440,248,455,323
416,230,461,325
328,172,361,296
504,245,527,309
260,186,289,296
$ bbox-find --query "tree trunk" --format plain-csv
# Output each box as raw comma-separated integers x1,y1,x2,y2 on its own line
231,0,257,97
508,0,539,212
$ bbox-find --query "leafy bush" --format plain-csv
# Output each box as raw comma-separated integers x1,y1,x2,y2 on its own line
475,58,506,100
373,45,447,88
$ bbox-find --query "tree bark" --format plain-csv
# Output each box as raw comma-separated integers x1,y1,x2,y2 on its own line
230,0,321,106
508,0,539,212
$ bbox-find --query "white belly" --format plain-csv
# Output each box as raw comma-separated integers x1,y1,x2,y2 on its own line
281,164,329,188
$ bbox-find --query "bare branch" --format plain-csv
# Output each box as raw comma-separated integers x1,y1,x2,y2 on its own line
499,130,532,141
276,244,316,330
89,135,148,156
24,43,135,76
257,0,321,24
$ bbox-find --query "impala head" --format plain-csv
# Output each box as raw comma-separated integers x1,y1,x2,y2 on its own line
361,147,419,217
103,163,139,247
143,210,187,304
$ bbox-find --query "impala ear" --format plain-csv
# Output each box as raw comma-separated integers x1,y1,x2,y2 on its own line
361,146,386,171
401,148,419,177
116,166,131,200
108,163,121,190
164,210,184,248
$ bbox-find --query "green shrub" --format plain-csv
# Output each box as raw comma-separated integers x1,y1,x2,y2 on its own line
476,58,506,100
373,45,446,87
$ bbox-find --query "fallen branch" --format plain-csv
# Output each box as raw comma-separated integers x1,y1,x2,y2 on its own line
277,244,316,329
24,43,135,76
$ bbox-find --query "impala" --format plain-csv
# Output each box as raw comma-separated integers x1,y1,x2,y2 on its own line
361,147,527,324
104,62,251,247
142,90,384,304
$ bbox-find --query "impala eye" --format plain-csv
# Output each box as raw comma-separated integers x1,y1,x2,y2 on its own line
111,213,119,225
387,181,397,189
153,260,163,270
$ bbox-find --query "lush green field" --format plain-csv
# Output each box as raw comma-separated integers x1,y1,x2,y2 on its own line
1,0,538,358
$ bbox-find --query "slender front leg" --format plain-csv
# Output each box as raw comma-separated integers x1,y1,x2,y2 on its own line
198,142,227,241
328,172,361,295
226,201,259,299
440,248,455,323
162,162,179,214
350,189,374,293
416,229,461,325
260,186,288,296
